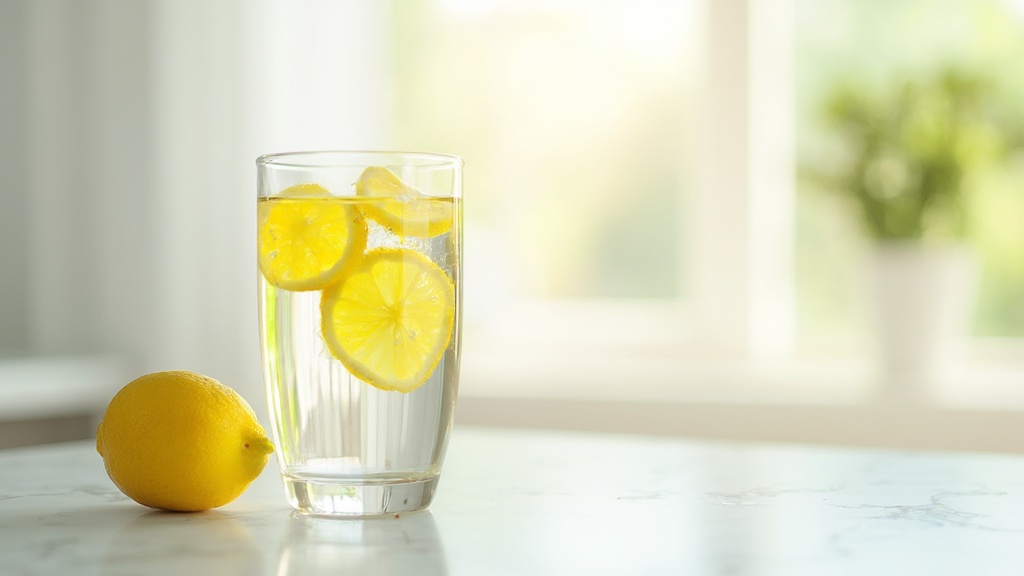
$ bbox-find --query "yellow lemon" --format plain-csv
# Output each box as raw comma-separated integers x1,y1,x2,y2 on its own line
96,371,275,512
257,192,368,291
355,166,455,238
320,248,456,393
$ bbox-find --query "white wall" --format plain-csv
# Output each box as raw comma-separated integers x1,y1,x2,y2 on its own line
0,1,31,354
0,0,392,423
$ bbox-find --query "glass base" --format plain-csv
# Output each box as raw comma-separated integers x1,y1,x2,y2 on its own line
283,475,440,517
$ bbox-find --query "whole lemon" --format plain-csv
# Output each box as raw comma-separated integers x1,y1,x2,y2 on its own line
96,371,275,512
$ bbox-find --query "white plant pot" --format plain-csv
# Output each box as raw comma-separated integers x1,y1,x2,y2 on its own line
870,242,976,402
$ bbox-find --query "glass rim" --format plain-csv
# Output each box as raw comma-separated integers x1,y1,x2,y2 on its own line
256,150,463,169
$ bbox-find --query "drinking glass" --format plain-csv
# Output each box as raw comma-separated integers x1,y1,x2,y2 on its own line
257,151,462,516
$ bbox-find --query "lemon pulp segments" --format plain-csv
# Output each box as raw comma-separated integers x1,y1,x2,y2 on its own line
257,195,367,291
355,166,454,237
320,248,456,393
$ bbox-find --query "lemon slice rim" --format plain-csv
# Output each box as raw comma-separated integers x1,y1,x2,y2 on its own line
319,247,456,393
278,182,331,197
354,166,455,238
257,195,368,292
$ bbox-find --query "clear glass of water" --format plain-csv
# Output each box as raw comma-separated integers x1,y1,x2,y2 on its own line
257,151,462,516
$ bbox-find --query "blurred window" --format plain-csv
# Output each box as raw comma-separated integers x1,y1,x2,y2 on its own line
390,0,695,302
795,0,1024,355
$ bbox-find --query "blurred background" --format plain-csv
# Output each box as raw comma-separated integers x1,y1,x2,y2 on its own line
2,0,1023,450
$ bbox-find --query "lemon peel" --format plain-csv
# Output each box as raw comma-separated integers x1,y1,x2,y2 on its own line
96,371,274,512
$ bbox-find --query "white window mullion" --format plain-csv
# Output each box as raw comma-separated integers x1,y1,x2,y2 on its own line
691,0,752,358
748,0,796,359
690,0,796,361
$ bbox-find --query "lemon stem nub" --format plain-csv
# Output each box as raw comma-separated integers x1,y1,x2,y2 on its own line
245,436,275,455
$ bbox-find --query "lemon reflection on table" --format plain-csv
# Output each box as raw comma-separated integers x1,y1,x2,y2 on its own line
276,510,448,576
101,510,262,576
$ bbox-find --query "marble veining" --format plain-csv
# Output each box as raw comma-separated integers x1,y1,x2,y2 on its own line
3,427,1024,575
841,489,1018,530
709,485,846,506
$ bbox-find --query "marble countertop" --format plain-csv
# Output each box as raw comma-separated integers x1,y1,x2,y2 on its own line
2,426,1024,575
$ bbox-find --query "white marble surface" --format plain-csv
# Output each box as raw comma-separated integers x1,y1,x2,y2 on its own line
3,426,1024,575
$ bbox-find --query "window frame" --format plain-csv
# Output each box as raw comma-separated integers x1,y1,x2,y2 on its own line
461,0,801,389
459,0,1024,409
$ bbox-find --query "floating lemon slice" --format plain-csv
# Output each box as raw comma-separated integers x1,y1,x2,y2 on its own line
257,189,368,291
355,166,454,237
320,248,455,393
278,183,330,197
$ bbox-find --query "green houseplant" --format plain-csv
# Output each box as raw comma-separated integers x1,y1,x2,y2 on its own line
817,68,1005,240
810,68,1013,397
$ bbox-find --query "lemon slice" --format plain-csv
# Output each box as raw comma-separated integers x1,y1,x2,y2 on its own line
355,166,454,237
279,183,330,197
320,248,456,393
257,194,368,291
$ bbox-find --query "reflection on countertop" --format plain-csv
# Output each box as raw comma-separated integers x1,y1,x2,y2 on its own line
3,427,1024,575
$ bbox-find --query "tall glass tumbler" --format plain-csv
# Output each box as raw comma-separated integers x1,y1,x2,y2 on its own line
257,151,462,516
